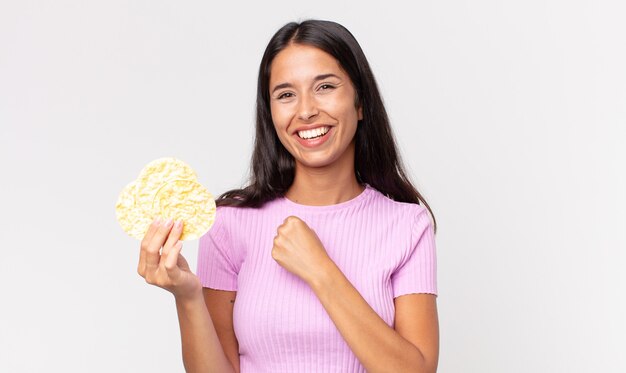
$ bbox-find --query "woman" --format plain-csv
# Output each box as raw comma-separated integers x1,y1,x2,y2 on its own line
138,19,439,372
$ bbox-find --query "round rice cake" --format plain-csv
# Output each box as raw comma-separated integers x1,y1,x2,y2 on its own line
152,179,216,241
115,180,154,240
135,157,198,214
115,157,216,241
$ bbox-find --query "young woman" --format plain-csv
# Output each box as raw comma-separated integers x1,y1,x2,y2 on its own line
138,19,439,373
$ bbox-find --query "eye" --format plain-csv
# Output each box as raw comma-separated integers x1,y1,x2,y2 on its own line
277,92,294,100
319,84,335,91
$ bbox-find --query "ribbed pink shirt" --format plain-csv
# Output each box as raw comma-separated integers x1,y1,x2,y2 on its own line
196,183,437,372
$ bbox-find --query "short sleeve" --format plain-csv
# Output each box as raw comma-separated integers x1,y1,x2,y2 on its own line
391,206,438,298
196,207,239,291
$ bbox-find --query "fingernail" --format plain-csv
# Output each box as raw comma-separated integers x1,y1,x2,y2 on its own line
154,217,162,226
175,220,182,229
164,217,173,227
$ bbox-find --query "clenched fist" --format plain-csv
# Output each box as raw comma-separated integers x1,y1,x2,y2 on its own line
271,216,334,286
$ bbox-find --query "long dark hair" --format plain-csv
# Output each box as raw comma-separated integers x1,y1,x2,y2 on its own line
216,19,437,232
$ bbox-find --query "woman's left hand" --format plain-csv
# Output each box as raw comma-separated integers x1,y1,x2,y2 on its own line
271,216,334,286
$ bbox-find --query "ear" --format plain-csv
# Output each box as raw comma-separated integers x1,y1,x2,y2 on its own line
357,105,363,121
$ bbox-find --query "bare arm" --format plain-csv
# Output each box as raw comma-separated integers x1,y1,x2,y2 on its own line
175,290,237,373
271,215,439,372
310,263,439,373
202,288,240,373
137,217,236,373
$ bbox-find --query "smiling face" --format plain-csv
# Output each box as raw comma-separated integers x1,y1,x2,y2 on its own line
269,43,363,169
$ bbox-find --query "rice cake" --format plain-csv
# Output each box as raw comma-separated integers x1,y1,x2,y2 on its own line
135,157,198,213
152,179,216,241
115,180,154,240
115,157,216,241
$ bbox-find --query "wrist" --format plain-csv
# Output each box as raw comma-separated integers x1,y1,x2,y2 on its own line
308,260,339,292
174,285,203,308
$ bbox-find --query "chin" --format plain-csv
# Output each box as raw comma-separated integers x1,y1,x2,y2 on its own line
296,156,335,168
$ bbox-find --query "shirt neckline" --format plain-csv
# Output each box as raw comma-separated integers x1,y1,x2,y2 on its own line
281,183,374,213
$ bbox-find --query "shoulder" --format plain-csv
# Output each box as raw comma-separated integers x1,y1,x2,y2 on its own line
210,198,282,235
366,186,428,221
200,204,238,242
215,197,281,220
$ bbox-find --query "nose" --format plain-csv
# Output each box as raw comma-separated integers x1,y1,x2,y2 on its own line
297,93,319,121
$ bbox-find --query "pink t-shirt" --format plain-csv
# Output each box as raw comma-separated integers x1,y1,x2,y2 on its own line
196,183,437,372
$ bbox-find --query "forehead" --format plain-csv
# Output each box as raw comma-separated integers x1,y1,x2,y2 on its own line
269,44,345,83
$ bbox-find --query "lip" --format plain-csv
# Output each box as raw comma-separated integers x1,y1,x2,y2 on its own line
293,126,333,148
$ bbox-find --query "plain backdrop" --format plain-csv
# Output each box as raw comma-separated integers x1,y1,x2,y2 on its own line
1,1,624,372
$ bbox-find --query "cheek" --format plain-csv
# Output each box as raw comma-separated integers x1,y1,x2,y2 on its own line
335,101,360,122
321,95,357,118
269,106,292,147
270,103,290,130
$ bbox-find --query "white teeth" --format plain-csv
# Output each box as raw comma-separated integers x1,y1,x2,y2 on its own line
298,126,329,139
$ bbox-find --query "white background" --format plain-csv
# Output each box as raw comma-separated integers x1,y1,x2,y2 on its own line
1,1,624,372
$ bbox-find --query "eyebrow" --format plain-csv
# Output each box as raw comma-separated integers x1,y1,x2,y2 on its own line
271,73,341,95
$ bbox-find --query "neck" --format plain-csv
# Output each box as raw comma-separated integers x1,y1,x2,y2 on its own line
285,141,364,206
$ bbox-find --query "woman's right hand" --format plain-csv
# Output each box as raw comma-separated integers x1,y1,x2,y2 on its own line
137,217,202,302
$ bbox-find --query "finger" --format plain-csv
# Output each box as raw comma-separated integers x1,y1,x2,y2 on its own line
138,217,161,276
164,240,184,281
145,217,175,270
141,216,162,247
162,219,184,258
